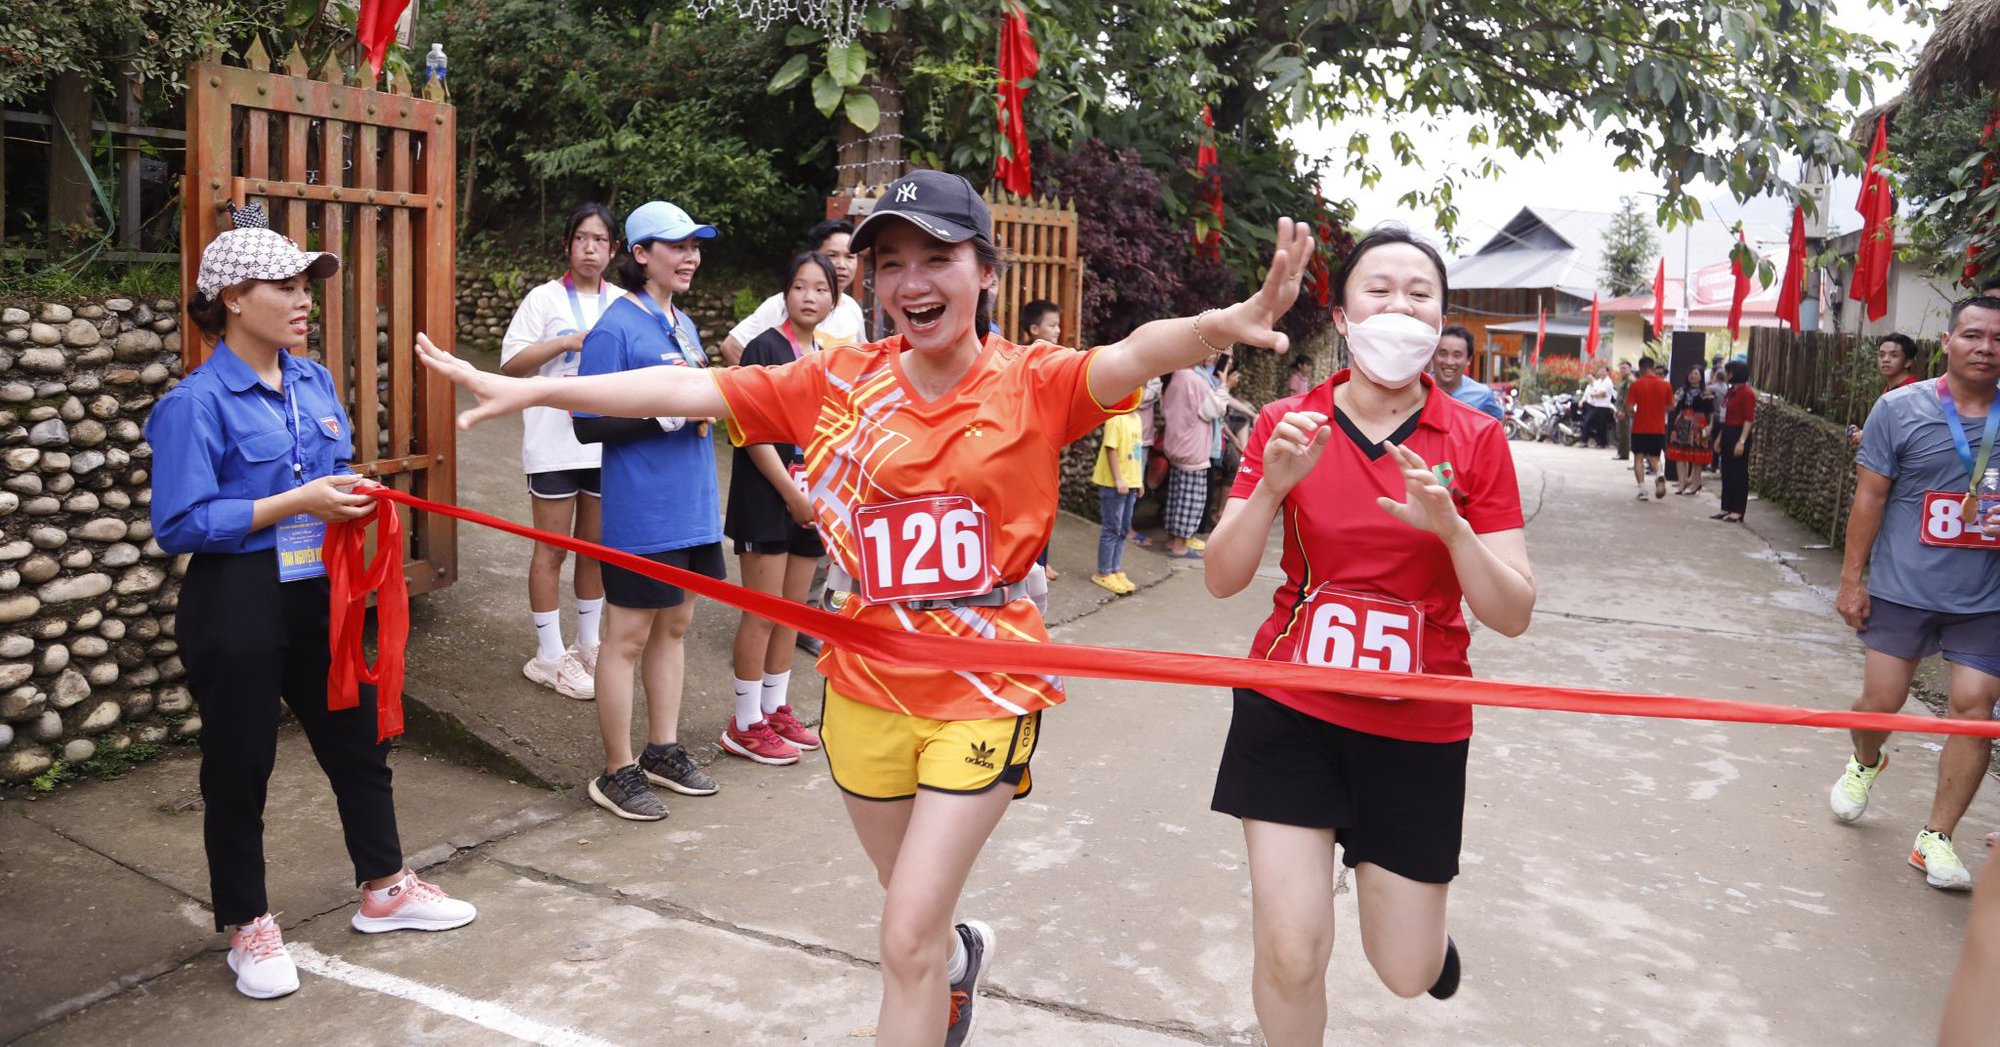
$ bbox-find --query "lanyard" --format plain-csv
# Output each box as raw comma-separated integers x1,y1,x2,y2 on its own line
1937,379,2000,498
561,273,608,332
779,319,807,361
634,291,704,368
251,357,309,488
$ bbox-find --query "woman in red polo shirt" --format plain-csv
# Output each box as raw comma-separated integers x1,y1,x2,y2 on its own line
1204,227,1537,1043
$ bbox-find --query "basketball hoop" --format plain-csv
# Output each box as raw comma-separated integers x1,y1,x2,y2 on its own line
689,0,867,45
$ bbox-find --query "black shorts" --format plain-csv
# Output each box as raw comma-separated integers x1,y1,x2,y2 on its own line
526,468,601,499
601,542,726,609
1212,688,1468,884
734,527,825,559
1631,433,1666,457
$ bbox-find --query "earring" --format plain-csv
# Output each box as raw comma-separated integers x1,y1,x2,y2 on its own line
229,306,241,314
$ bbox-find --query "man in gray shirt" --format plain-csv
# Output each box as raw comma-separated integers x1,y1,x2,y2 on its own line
1832,294,2000,890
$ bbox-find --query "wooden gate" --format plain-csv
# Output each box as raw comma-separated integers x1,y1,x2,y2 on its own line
839,184,1084,344
180,42,457,595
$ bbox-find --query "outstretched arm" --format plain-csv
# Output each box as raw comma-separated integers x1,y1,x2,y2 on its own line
415,333,730,429
1088,218,1314,406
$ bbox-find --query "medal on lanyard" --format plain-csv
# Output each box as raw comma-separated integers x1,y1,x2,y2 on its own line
636,292,703,368
560,273,607,365
1937,381,2000,522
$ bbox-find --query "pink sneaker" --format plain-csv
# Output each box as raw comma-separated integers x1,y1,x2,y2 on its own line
227,913,299,999
350,873,477,933
720,720,801,766
765,705,821,751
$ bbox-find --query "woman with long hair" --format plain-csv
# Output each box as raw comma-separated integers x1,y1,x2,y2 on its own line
418,168,1312,1046
148,204,474,1001
719,251,838,766
1667,364,1715,495
1713,359,1757,523
1202,227,1536,1044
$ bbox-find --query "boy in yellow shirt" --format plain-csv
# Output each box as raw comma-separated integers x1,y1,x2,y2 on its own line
1092,411,1144,594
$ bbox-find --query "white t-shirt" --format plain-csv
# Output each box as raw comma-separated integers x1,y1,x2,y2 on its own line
728,292,866,351
500,276,624,474
1583,376,1616,409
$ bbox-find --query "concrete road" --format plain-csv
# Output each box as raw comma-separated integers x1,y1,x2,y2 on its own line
18,441,1997,1045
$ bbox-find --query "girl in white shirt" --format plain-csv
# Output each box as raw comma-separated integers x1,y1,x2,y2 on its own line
1581,363,1617,449
498,203,624,699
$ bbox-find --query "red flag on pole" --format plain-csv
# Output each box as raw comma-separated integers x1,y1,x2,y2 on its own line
992,3,1040,196
1584,294,1601,359
1852,114,1895,323
1191,105,1224,260
1776,205,1807,332
1727,233,1752,339
1532,307,1545,369
358,0,413,83
1651,258,1666,337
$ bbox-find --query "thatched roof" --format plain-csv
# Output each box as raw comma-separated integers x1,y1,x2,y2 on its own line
1909,0,2000,100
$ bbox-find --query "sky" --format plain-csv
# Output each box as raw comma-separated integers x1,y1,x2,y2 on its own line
1281,1,1935,258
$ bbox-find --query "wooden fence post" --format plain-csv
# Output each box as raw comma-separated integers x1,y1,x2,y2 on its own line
47,71,95,259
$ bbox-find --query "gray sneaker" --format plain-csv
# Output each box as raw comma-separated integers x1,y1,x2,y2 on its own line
588,764,667,821
640,742,719,796
944,919,994,1046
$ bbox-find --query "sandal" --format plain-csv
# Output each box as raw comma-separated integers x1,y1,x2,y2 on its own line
1167,549,1204,560
1709,513,1730,520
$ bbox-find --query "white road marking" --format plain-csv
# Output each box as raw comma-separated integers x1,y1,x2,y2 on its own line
287,943,622,1047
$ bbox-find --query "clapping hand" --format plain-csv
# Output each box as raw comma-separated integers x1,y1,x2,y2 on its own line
1376,444,1466,539
1261,411,1333,494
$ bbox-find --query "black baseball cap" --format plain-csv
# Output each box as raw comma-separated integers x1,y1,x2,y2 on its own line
849,170,993,253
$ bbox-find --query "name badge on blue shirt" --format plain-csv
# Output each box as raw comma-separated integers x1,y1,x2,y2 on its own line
276,515,328,581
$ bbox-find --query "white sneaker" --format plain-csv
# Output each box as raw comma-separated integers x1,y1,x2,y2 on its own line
524,652,592,700
226,913,300,999
351,874,478,933
1912,829,1975,891
574,643,599,676
1830,753,1886,823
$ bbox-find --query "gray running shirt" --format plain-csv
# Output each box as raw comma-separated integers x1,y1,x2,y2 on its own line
1857,378,2000,614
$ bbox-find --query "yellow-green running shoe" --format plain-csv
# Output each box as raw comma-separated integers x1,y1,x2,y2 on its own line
1911,829,1974,890
1829,753,1887,823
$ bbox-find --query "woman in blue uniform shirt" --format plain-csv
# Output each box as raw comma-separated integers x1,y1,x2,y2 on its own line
146,204,475,1001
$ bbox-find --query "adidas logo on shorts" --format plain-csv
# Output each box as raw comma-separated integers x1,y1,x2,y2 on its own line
965,740,997,770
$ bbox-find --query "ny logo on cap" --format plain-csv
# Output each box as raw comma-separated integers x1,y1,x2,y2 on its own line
895,183,918,203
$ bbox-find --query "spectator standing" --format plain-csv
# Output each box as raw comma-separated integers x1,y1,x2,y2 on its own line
721,252,838,767
1286,354,1314,398
1612,359,1634,460
1711,359,1756,523
719,219,864,363
1163,355,1228,558
1581,362,1616,448
571,201,725,821
1130,374,1163,546
1852,334,1924,448
1625,357,1674,500
1667,365,1715,495
1021,300,1066,580
1829,295,2000,890
499,203,622,701
1091,407,1143,595
1429,324,1504,419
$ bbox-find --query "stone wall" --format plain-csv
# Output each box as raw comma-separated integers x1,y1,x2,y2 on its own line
0,299,191,784
1747,393,1857,545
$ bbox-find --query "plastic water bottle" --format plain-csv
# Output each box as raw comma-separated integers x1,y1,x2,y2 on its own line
424,43,448,93
1980,468,2000,536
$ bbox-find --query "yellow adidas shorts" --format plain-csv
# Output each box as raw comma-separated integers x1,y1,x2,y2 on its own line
820,685,1038,801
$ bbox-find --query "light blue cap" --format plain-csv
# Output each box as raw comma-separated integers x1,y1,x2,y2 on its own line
625,201,717,246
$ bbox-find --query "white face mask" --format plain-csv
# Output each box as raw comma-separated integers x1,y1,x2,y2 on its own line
1344,312,1442,389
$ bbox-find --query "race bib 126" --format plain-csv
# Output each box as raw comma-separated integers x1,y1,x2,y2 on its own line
852,495,994,603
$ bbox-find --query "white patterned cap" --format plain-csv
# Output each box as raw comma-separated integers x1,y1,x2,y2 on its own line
195,202,339,298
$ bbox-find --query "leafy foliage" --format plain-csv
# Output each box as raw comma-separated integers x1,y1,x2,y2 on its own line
1600,196,1660,296
1518,355,1590,401
1894,83,2000,289
0,1,285,105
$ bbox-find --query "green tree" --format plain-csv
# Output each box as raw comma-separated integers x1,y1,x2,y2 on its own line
1895,82,2000,289
1600,196,1660,296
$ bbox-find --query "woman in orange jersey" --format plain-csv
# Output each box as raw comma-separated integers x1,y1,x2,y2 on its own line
417,169,1312,1046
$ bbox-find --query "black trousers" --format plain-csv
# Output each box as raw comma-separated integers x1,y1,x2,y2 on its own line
1719,425,1753,515
179,552,403,931
1583,405,1614,447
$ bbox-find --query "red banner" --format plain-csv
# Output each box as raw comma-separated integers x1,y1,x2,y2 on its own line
346,487,2000,741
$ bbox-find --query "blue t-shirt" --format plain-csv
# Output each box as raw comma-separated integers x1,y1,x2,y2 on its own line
576,296,721,554
1857,378,2000,614
1441,375,1506,420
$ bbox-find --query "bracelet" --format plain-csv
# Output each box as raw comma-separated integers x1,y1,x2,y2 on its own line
1192,309,1229,353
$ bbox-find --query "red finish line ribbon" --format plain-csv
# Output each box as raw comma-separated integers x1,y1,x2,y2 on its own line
359,487,2000,740
327,490,411,742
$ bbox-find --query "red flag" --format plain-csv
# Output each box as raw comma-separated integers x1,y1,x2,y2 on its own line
1307,180,1334,308
1192,105,1224,260
1964,105,1999,288
1584,294,1601,359
1776,205,1807,331
1727,233,1752,339
358,0,413,83
1652,258,1666,336
992,3,1040,196
1852,114,1895,323
1532,307,1545,368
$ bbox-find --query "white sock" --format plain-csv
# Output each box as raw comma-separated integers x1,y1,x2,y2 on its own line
733,678,762,731
531,610,564,661
365,872,411,902
760,671,792,715
945,929,969,983
575,598,605,650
